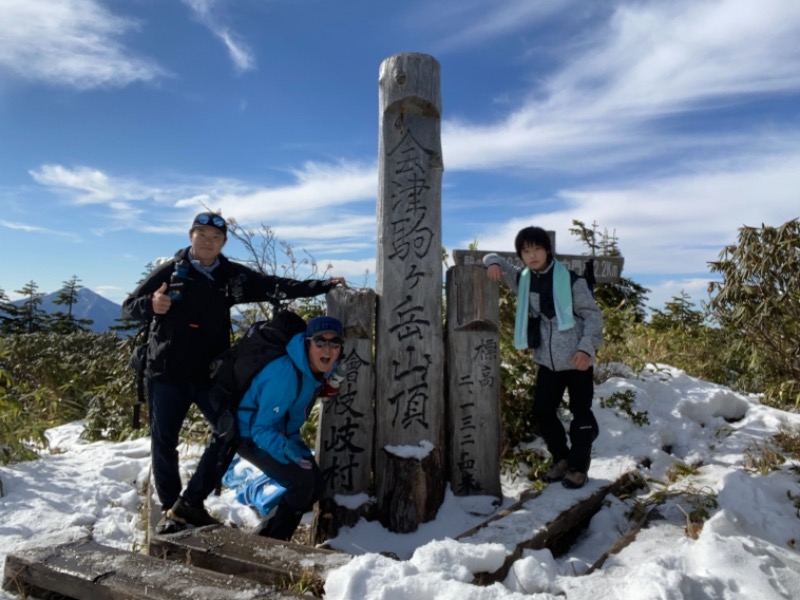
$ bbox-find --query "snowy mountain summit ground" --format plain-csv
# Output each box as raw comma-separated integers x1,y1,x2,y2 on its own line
2,364,800,599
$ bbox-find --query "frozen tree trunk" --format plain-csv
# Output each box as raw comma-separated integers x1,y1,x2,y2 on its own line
374,53,445,533
445,265,502,500
313,287,376,544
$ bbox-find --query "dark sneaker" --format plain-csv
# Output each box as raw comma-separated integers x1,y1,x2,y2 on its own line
156,513,186,535
562,470,588,489
543,459,569,483
168,498,221,527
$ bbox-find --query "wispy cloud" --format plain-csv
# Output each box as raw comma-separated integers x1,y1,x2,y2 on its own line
29,165,149,206
181,0,256,73
0,220,51,234
27,160,377,247
444,0,800,173
472,144,800,306
0,0,166,90
0,219,80,241
416,0,572,51
213,161,376,223
444,0,800,310
544,0,800,116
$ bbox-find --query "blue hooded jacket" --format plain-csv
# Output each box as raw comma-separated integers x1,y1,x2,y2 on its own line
236,332,322,463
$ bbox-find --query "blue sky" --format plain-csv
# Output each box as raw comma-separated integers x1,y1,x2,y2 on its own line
1,0,798,309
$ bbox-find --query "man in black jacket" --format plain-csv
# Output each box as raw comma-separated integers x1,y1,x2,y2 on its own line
122,211,346,533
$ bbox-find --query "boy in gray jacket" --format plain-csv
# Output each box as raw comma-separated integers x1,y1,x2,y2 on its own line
484,226,603,488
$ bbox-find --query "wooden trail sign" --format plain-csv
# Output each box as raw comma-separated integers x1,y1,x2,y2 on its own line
452,249,624,283
313,287,376,543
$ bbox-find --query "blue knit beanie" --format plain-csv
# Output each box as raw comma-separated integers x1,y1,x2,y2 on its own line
306,316,343,339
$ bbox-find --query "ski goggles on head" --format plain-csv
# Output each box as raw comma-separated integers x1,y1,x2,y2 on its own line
311,336,343,350
192,212,227,234
195,214,225,227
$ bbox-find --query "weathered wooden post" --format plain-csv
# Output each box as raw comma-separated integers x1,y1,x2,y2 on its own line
445,265,502,500
313,287,376,544
375,53,445,532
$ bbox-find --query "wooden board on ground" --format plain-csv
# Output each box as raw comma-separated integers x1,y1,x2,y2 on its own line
149,525,351,589
2,538,305,600
457,468,640,585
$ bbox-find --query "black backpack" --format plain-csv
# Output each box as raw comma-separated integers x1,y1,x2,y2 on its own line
209,310,307,444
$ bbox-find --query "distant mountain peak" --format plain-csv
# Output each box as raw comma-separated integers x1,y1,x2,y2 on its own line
12,288,123,333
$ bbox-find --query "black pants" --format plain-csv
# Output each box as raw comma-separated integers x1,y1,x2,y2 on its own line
237,437,324,540
148,379,230,511
532,365,599,473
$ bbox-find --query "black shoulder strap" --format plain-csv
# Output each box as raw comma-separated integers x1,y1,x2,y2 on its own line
131,318,152,429
584,258,596,297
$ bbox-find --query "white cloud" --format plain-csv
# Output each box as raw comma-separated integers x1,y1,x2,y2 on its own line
418,0,571,51
545,0,800,116
471,146,800,310
443,0,800,174
28,160,378,244
30,164,137,205
0,219,81,242
0,0,165,89
213,161,377,223
442,0,800,311
181,0,256,73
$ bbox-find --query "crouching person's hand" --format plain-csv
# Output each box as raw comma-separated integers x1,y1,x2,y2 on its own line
285,440,312,470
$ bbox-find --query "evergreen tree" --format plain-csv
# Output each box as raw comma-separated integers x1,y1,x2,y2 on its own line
0,288,16,334
12,281,47,333
649,291,705,333
110,263,156,337
569,220,649,321
51,275,93,334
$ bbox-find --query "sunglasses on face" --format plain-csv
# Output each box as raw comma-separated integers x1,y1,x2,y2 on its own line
311,336,343,349
196,214,225,227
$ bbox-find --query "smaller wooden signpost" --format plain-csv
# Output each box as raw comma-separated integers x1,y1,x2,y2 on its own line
452,250,624,284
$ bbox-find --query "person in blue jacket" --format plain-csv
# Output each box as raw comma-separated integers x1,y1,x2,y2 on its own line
236,315,344,540
122,211,346,534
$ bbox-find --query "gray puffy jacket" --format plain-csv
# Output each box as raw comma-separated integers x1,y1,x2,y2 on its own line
484,253,603,372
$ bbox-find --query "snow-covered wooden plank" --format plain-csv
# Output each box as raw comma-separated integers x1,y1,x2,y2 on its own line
149,525,351,589
2,538,304,599
458,460,639,584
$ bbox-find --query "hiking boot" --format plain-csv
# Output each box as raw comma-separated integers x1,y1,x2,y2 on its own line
252,504,303,541
543,459,569,483
562,470,588,489
156,513,186,535
168,498,221,527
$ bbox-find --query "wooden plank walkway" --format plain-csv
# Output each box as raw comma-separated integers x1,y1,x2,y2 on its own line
3,465,643,598
457,470,640,585
149,525,351,590
2,538,305,600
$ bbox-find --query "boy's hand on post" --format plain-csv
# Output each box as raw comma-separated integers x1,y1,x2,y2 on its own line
152,282,172,315
330,276,347,288
486,264,503,282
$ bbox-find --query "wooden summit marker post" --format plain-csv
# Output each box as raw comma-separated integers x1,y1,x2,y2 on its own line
312,287,376,544
445,265,502,501
375,53,446,533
